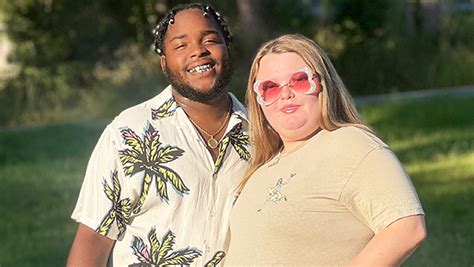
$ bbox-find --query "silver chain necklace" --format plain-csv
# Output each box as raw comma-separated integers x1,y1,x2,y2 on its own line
188,102,232,149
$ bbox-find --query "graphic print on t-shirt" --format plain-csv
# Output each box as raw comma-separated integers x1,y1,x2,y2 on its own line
257,173,296,212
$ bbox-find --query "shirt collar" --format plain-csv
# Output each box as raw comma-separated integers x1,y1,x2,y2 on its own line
151,85,248,135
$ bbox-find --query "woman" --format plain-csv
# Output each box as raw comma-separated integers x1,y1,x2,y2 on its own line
225,34,426,266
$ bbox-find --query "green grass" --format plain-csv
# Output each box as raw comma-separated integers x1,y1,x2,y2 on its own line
0,96,473,266
359,95,474,266
0,120,106,266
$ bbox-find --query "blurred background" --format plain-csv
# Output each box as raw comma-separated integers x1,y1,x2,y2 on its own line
1,0,474,126
0,0,473,266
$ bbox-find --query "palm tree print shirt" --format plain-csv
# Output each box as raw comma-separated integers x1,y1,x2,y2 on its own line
71,85,250,266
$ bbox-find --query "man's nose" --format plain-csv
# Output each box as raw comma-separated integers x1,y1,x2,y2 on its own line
190,43,210,58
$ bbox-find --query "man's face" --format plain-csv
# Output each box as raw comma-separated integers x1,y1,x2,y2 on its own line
161,8,233,103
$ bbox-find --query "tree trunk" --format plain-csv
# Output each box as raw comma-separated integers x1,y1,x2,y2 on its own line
236,0,265,52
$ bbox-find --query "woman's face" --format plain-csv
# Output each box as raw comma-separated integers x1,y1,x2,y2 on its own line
255,52,321,145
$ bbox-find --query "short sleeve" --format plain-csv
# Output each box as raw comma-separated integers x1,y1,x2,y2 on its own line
71,125,127,240
340,147,424,233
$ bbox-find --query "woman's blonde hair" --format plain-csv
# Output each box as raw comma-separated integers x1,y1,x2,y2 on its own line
240,33,370,191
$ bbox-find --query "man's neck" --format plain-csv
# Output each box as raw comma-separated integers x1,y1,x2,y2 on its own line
172,90,231,124
172,89,232,161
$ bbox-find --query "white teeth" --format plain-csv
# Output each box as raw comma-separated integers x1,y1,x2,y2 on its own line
189,64,212,73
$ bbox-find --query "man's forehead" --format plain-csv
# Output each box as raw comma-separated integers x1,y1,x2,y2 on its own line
167,29,220,41
165,14,221,41
169,9,218,30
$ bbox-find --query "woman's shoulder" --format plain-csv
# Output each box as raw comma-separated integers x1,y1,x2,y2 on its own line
327,126,388,151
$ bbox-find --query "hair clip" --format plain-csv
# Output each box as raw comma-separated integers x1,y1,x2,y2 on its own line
168,18,174,25
152,26,159,35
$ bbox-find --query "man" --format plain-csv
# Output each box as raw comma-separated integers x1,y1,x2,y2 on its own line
67,4,250,266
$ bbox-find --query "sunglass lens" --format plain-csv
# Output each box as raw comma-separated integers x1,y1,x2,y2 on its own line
290,71,310,93
259,81,280,103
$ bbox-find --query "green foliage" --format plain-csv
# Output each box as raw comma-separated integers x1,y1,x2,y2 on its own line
1,63,89,123
77,47,165,120
0,0,167,126
1,0,120,125
1,0,474,126
325,1,474,95
332,0,390,38
259,0,315,37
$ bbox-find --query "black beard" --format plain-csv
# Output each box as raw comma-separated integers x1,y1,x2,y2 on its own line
164,57,233,103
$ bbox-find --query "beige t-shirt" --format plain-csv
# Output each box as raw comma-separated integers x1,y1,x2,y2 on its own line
226,126,424,266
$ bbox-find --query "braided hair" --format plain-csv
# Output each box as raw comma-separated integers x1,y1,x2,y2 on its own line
152,3,233,56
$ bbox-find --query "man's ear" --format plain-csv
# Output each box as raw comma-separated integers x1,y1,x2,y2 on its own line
160,56,166,73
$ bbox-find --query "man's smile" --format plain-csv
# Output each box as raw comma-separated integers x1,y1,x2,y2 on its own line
187,61,216,74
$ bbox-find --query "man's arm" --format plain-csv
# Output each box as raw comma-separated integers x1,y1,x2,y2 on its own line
67,224,115,267
348,215,427,267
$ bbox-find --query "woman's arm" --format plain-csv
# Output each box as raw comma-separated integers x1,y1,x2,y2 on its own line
348,215,426,267
67,224,115,267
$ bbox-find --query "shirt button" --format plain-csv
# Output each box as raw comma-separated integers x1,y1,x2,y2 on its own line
205,245,211,253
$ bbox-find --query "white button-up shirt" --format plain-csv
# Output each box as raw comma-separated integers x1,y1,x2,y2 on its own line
71,85,250,266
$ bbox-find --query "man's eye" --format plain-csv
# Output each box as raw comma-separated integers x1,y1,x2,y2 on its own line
204,39,219,44
175,44,186,49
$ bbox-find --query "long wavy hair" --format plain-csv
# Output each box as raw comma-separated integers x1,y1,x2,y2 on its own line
240,34,370,191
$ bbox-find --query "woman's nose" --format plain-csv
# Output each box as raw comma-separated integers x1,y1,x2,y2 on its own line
279,84,295,100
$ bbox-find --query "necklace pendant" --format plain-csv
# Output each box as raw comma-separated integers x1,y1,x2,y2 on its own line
207,137,219,149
